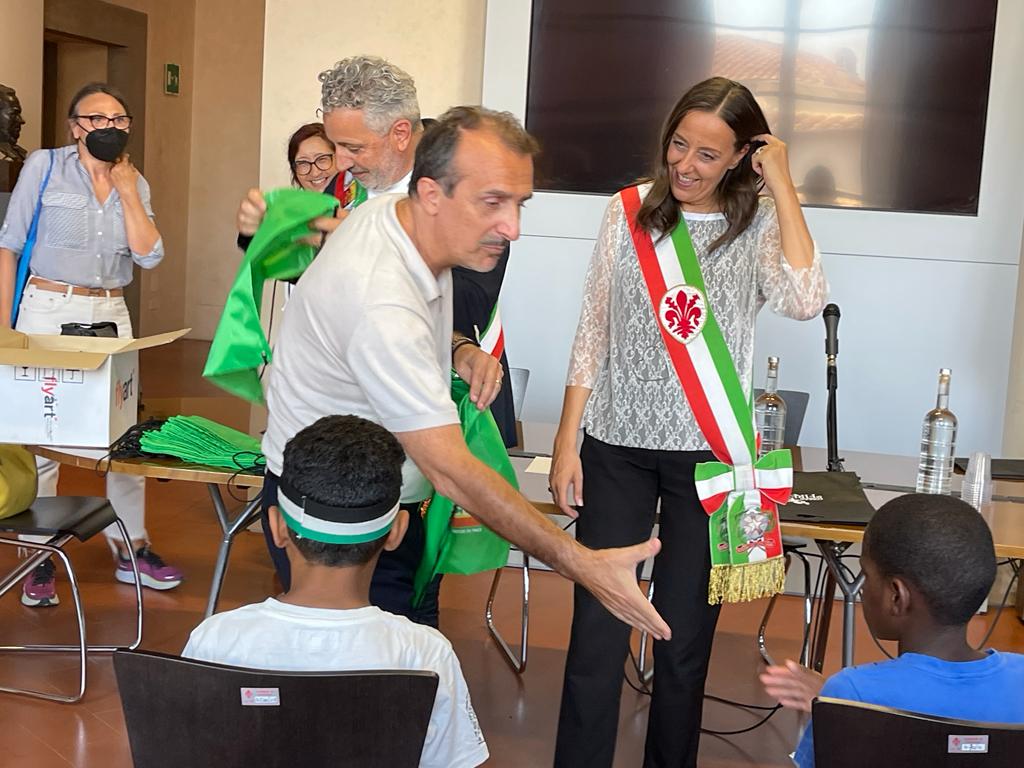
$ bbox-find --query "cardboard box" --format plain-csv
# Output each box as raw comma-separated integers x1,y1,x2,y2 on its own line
0,328,189,448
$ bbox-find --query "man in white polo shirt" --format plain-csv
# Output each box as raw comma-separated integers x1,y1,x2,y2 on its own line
262,104,670,640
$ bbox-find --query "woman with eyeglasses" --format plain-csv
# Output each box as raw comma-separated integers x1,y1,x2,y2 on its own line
236,122,361,253
0,82,183,607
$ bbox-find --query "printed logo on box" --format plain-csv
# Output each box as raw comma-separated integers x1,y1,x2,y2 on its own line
240,687,280,706
114,372,135,409
61,369,84,384
14,366,36,381
39,370,59,441
948,735,989,753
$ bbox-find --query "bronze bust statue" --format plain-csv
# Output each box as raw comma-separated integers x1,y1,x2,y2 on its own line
0,84,27,163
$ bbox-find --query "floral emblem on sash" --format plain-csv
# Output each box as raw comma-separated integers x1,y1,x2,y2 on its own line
659,284,706,344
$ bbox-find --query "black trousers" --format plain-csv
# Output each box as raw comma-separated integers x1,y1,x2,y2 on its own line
260,470,442,627
554,436,721,768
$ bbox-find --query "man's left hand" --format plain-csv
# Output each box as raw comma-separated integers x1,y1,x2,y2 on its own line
453,344,502,410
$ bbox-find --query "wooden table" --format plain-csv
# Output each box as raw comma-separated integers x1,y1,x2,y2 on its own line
511,442,1024,669
27,445,264,618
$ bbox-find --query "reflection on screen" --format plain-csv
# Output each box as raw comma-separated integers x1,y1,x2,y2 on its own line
526,0,996,214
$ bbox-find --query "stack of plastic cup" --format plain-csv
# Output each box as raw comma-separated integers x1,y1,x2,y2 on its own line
960,452,992,511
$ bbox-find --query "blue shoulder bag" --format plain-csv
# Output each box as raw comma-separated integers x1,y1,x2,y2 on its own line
9,149,56,327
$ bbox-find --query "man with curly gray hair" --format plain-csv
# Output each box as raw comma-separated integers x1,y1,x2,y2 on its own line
235,55,424,239
318,55,423,194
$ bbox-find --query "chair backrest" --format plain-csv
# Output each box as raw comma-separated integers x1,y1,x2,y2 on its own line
114,650,439,768
813,697,1024,768
753,388,809,446
509,367,530,421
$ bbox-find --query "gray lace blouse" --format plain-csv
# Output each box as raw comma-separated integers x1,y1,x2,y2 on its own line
567,187,828,452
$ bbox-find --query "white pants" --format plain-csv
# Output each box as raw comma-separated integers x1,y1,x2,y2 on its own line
16,284,147,546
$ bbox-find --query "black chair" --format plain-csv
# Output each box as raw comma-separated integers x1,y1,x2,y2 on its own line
114,650,439,768
813,696,1024,767
0,496,143,702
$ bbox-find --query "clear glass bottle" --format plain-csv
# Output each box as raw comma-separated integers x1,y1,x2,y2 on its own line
915,368,958,495
755,356,787,457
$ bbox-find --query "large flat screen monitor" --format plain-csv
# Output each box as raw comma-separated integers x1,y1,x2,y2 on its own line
525,0,996,215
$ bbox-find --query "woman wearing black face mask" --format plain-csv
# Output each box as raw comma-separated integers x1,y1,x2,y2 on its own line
0,82,183,607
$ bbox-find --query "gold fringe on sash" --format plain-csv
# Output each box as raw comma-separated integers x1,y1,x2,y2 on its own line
707,557,786,605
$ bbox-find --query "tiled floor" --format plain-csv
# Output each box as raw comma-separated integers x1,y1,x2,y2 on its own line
0,341,1021,767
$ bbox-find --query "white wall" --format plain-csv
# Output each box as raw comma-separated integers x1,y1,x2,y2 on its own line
259,0,487,190
486,1,1024,460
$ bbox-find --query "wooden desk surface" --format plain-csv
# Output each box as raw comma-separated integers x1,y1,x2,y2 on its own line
27,445,264,488
510,454,1024,560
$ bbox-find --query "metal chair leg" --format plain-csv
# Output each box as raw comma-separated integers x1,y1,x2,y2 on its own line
0,516,144,703
485,552,530,674
633,578,655,685
757,552,793,666
758,547,817,667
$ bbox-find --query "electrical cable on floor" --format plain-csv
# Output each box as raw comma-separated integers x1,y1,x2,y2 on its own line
701,704,783,736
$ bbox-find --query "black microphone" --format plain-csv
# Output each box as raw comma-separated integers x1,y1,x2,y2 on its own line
823,303,840,364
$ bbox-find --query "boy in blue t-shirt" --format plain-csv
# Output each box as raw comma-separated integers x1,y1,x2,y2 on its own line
761,493,1024,767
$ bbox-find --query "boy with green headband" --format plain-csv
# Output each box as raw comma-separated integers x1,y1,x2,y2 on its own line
183,415,488,768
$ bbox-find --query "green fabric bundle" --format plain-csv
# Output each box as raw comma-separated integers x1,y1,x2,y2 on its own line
412,377,513,606
139,415,263,471
203,188,339,403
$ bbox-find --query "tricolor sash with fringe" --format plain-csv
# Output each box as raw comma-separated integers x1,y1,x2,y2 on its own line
621,184,792,604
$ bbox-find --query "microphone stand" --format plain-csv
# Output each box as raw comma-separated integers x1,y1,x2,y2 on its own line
826,354,843,472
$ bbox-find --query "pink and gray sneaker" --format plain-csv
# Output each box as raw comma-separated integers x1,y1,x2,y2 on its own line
115,545,184,590
21,559,59,607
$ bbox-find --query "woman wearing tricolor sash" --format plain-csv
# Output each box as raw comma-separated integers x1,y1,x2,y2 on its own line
550,78,827,767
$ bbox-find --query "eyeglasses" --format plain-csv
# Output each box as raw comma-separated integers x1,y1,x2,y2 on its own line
73,114,133,130
294,153,334,175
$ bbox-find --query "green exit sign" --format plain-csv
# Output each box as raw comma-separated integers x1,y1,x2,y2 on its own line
164,63,180,96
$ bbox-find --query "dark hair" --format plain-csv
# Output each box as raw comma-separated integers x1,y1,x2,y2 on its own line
280,415,406,568
286,122,333,186
67,82,130,119
409,105,539,197
637,77,769,251
863,494,996,626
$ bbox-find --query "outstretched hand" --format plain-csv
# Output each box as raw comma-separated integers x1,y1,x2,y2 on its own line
579,538,671,640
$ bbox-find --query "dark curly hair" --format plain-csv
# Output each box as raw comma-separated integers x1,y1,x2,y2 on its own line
637,77,770,252
863,494,996,626
281,415,405,567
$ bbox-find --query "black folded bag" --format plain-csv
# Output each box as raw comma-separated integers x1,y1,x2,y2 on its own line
60,321,119,338
781,471,876,527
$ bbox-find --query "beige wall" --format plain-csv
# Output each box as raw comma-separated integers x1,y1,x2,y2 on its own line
259,0,487,189
0,0,44,153
106,0,196,336
185,0,265,340
53,41,108,142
